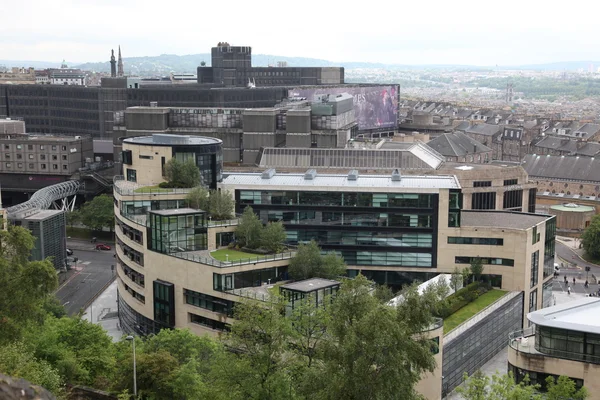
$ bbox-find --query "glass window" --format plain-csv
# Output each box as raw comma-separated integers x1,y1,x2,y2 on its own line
531,250,539,288
126,168,137,182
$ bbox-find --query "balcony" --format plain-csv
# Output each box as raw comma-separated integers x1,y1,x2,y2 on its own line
170,248,296,268
509,327,538,355
113,175,194,196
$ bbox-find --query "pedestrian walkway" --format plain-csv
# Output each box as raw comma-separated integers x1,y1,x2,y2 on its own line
82,280,123,342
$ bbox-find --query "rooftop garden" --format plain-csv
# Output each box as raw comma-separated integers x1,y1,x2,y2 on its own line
442,289,506,333
210,248,271,262
133,185,171,193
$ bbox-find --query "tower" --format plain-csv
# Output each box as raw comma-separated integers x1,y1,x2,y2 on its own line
110,49,116,78
506,83,514,103
117,46,124,77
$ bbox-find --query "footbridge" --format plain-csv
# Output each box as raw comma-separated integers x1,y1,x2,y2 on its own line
6,180,80,219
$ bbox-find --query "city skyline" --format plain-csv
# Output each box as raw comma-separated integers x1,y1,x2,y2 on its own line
1,0,600,67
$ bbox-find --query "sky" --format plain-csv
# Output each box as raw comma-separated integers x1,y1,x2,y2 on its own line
1,0,599,66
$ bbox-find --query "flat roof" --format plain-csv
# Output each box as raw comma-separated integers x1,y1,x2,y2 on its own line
221,172,461,191
280,278,340,293
528,297,600,334
150,208,203,216
123,134,222,146
23,209,64,220
461,210,552,230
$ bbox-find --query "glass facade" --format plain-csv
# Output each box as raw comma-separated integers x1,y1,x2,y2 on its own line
535,325,600,364
448,190,462,227
455,256,514,267
213,266,288,291
509,363,584,391
531,251,539,288
544,217,556,279
542,279,554,308
448,237,504,245
280,284,339,316
236,189,439,268
172,142,223,188
184,289,235,317
148,210,207,254
189,313,230,331
153,280,175,329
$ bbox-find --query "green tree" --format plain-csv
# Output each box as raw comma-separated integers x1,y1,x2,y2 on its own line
66,210,80,228
458,370,543,400
79,194,115,232
0,226,58,344
582,214,600,259
0,342,63,395
450,266,463,293
456,370,488,400
373,284,395,303
470,257,484,283
26,316,116,388
235,206,262,249
288,241,347,280
260,222,287,253
208,189,235,220
185,186,209,211
546,375,588,400
462,267,472,286
163,158,202,188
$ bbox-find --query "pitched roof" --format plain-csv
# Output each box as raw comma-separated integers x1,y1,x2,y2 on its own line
522,154,600,182
454,121,471,131
532,136,577,153
427,132,491,158
465,123,502,136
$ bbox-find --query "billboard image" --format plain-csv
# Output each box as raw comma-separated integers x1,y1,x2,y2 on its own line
288,85,399,131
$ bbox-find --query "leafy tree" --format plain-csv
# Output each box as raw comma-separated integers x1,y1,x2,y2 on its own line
462,267,472,286
582,214,600,259
79,194,114,232
546,375,588,400
288,241,347,280
66,210,80,228
235,206,262,249
470,257,484,283
373,284,395,303
450,266,463,293
208,189,235,220
458,370,543,400
260,222,287,253
163,158,202,188
456,370,489,400
185,186,209,211
26,316,116,388
0,341,63,395
0,226,58,344
41,297,67,318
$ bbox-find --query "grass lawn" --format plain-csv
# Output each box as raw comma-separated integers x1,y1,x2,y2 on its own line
210,248,265,262
443,289,507,334
134,185,170,193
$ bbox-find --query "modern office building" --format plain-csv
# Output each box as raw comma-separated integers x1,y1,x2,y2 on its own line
508,297,600,396
0,133,93,200
11,209,67,270
197,43,344,87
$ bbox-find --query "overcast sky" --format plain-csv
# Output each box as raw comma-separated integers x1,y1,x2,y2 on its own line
1,0,598,66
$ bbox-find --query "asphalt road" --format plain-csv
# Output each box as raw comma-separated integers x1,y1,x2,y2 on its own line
556,241,600,275
55,241,116,316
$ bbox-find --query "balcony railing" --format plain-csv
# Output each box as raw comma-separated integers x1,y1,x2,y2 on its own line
113,175,193,196
171,250,296,268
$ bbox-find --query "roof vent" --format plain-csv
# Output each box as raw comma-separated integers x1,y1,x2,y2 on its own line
304,169,317,180
391,169,401,181
261,168,276,179
348,170,359,181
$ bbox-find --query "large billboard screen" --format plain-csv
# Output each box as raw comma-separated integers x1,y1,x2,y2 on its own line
288,85,398,131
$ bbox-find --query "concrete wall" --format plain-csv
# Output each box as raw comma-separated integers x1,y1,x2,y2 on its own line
416,323,444,400
442,292,524,394
121,142,173,185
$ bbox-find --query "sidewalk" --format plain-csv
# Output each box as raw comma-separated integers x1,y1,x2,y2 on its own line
82,280,123,342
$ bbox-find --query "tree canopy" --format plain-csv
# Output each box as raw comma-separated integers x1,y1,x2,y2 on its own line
235,206,262,249
470,257,484,282
582,214,600,259
79,194,115,232
163,158,202,188
288,240,347,280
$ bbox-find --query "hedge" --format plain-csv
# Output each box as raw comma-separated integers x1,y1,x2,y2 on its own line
436,281,492,318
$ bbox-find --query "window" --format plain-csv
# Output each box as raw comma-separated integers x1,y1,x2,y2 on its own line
529,289,537,314
504,179,518,186
28,163,34,168
41,163,46,169
184,289,235,317
139,155,153,159
189,313,229,331
448,237,504,245
531,250,539,288
39,145,45,150
503,189,523,211
27,145,33,150
153,280,175,328
5,162,11,168
51,145,57,151
126,168,137,182
473,181,492,187
61,146,66,151
3,145,8,150
52,155,57,160
63,165,68,170
4,154,9,159
16,144,22,150
53,164,58,170
17,163,22,168
455,256,514,266
40,154,46,160
28,154,34,159
16,154,22,159
62,155,67,160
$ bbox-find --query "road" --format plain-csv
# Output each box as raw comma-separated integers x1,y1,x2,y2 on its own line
556,241,600,275
55,240,116,316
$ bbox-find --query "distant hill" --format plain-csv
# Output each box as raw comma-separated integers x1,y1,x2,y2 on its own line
3,54,600,75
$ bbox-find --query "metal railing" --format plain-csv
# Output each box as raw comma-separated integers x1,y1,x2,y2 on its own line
421,317,444,333
208,218,240,227
113,175,193,196
171,250,296,268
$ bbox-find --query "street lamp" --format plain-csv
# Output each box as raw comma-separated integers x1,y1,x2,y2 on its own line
125,335,137,397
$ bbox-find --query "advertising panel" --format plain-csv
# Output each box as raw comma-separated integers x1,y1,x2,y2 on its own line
288,85,398,131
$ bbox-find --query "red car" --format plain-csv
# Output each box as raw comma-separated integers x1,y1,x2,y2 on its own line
95,244,111,251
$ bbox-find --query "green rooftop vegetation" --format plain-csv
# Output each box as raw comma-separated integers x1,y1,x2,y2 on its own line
133,185,171,193
443,289,507,334
210,248,268,262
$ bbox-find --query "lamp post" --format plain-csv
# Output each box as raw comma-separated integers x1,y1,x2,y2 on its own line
126,335,137,396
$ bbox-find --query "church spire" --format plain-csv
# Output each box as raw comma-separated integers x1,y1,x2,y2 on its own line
110,49,116,78
117,46,124,77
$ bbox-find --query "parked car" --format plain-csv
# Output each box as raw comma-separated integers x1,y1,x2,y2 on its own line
66,248,73,256
95,244,111,251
